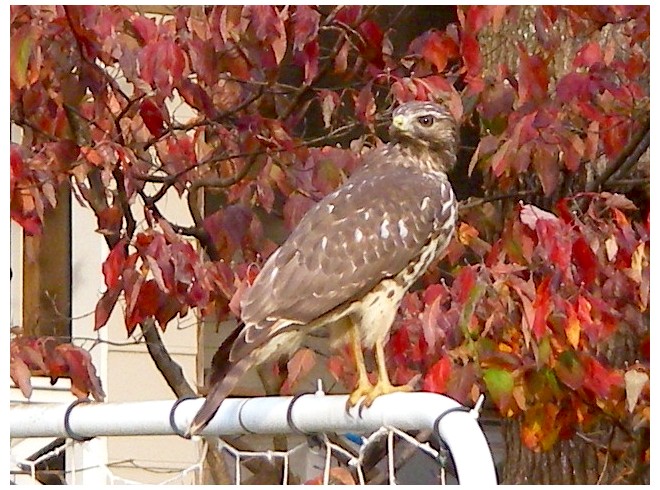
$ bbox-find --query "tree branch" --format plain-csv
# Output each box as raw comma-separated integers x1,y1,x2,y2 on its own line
280,6,379,121
142,86,265,151
587,119,650,192
459,190,537,211
139,318,196,398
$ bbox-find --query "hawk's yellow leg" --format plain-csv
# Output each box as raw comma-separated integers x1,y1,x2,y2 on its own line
361,341,412,408
347,325,374,408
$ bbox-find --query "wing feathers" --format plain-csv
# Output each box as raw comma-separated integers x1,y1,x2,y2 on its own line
240,161,451,328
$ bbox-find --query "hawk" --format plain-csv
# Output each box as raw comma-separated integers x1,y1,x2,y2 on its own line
187,100,458,436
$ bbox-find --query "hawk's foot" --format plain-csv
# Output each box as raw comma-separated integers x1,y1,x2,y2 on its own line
361,381,412,409
346,378,374,412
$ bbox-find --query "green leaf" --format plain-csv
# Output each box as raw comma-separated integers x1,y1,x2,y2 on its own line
483,367,514,410
11,25,36,89
555,350,584,391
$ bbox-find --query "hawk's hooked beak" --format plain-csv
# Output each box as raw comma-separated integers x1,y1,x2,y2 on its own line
392,115,406,130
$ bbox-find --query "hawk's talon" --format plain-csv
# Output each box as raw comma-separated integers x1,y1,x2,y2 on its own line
346,380,374,413
347,380,413,416
361,381,413,409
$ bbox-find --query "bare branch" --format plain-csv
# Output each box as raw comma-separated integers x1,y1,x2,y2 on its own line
587,118,650,192
142,86,265,151
139,318,196,398
459,190,537,211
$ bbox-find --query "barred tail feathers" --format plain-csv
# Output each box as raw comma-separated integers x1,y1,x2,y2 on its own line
186,356,253,437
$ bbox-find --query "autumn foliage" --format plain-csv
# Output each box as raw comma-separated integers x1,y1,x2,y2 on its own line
10,5,649,475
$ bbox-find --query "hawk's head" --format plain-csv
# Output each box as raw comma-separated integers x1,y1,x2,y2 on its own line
389,101,458,172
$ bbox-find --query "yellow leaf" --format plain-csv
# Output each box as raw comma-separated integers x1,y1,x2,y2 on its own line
626,242,645,284
512,385,527,411
458,222,479,246
565,303,580,349
624,369,648,413
605,236,618,261
498,342,513,353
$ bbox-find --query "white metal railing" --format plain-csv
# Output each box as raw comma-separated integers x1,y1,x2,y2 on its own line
11,391,497,485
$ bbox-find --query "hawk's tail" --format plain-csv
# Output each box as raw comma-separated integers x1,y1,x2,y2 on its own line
186,323,253,437
185,356,252,437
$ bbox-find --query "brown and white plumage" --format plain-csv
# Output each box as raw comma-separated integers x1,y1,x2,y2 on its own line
187,101,458,436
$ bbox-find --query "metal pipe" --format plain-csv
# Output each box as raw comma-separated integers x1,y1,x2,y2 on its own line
11,392,497,484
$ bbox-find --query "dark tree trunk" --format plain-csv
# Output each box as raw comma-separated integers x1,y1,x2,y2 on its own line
501,418,649,484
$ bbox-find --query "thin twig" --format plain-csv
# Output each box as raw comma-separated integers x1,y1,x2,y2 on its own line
587,119,650,192
459,190,537,211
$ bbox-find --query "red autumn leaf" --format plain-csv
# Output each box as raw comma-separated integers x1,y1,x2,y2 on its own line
423,283,447,306
419,31,459,72
12,338,48,372
297,40,319,85
490,139,512,177
281,348,316,394
519,203,559,230
573,41,602,68
10,206,42,236
245,5,287,67
95,283,122,330
10,356,33,399
139,40,186,95
354,83,376,126
222,205,253,248
131,14,158,45
96,205,124,236
283,194,315,231
602,116,631,159
461,32,482,79
532,277,551,340
389,326,411,362
102,238,127,289
572,236,598,285
158,135,195,186
536,219,571,275
518,47,549,104
582,357,623,399
357,20,384,67
533,143,560,196
292,5,320,51
139,98,166,138
562,133,584,171
461,5,501,33
10,144,25,185
420,295,447,352
155,296,184,331
423,357,452,393
452,266,477,305
56,344,106,401
40,337,69,380
178,79,218,119
556,72,593,103
327,354,347,382
563,301,581,349
126,279,161,335
145,254,170,294
445,363,477,404
333,5,361,26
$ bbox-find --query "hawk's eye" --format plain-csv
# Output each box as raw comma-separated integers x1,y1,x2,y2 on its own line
417,115,435,127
